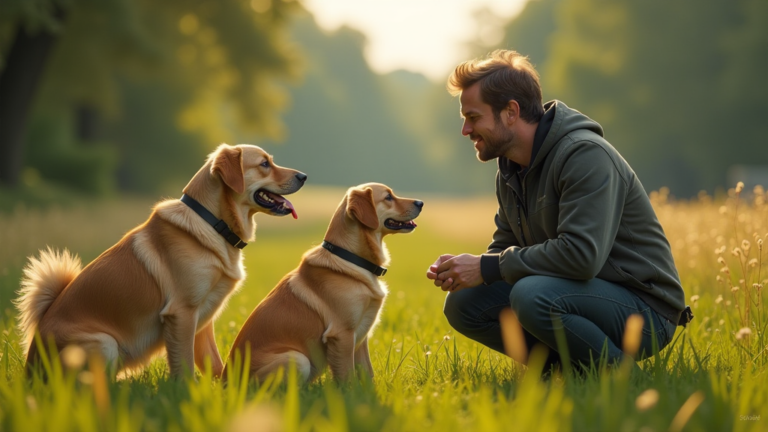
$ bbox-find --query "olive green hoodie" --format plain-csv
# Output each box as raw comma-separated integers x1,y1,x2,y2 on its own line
481,100,686,324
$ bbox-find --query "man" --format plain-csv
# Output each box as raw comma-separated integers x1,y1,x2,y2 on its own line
426,50,688,371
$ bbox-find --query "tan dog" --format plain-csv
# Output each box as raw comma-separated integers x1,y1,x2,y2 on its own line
225,183,422,382
16,144,306,377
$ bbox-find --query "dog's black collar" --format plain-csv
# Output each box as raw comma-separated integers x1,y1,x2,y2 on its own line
322,240,387,277
181,194,247,249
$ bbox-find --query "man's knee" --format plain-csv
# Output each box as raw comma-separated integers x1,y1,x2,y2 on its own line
443,289,475,332
509,276,556,325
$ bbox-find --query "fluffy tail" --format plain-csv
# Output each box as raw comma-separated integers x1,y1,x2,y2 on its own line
14,247,82,354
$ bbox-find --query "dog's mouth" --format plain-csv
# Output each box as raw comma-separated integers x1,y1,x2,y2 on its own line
254,189,297,219
384,218,417,231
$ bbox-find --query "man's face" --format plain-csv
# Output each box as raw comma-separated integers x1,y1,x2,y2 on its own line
459,82,515,162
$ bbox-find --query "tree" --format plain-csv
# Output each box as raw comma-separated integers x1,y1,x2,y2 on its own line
0,0,300,193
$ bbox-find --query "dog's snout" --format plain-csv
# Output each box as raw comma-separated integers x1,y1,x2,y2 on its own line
295,172,308,183
414,200,424,209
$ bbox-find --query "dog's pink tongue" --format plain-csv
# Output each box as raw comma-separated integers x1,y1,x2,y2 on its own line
269,192,298,219
281,196,298,219
287,199,297,219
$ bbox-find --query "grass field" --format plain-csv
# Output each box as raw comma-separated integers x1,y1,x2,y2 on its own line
0,185,766,431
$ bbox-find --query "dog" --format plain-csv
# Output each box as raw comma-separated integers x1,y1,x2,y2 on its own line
224,183,422,383
16,144,306,378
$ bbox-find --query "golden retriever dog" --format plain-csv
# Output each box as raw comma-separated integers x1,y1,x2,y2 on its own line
225,183,423,383
16,144,306,378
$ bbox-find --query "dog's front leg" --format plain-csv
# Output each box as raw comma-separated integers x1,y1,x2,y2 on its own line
162,306,197,377
326,330,355,381
354,336,374,378
194,322,224,377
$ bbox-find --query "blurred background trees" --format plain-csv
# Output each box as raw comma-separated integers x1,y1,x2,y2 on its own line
0,0,765,201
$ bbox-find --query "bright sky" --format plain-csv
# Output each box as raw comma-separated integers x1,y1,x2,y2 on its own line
299,0,528,81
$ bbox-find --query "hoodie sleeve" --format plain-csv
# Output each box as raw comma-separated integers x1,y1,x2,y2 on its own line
498,140,628,284
482,171,520,284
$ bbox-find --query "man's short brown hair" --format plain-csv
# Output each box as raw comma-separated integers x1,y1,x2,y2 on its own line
447,50,544,123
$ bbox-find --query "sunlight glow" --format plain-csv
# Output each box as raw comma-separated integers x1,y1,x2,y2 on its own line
299,0,527,81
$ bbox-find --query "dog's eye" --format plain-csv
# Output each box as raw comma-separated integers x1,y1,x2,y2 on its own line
385,193,393,201
260,161,270,168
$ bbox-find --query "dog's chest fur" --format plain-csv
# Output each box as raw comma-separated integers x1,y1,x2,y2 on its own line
349,279,387,347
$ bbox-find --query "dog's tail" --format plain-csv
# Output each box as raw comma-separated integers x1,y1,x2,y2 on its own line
15,247,82,354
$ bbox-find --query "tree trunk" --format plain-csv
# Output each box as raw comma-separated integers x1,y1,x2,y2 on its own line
0,16,63,186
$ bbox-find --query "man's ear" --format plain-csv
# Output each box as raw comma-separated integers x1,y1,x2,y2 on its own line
211,144,245,194
505,99,520,125
346,187,379,230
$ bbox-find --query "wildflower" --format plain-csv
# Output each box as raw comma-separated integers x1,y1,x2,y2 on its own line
635,389,660,412
26,396,37,412
731,248,742,257
716,275,722,282
425,351,432,357
755,284,763,291
742,240,751,251
731,286,739,292
443,335,451,341
719,206,728,215
715,295,723,304
758,239,764,248
720,267,730,274
623,314,644,357
690,295,699,303
719,319,725,325
735,327,752,340
61,345,87,370
736,182,744,193
717,257,726,265
748,258,758,268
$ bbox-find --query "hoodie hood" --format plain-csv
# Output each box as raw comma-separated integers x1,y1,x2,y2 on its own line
499,100,604,176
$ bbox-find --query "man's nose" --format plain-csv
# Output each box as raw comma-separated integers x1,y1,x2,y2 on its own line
461,121,472,136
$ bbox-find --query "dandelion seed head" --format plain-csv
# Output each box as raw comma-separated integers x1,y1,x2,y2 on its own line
61,345,87,370
736,327,752,340
635,389,660,412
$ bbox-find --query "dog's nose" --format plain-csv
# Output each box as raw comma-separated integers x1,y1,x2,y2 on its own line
295,172,307,183
414,200,424,208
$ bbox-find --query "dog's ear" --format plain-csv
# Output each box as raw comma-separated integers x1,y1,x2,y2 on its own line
211,144,245,194
347,187,379,230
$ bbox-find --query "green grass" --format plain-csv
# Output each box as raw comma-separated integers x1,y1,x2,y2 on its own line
1,188,767,431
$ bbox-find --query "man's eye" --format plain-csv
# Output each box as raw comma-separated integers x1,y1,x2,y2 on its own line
385,194,393,201
260,161,270,168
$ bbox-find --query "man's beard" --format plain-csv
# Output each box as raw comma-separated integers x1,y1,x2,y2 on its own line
472,120,515,162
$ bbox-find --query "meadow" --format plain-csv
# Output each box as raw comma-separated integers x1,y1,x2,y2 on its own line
0,185,766,432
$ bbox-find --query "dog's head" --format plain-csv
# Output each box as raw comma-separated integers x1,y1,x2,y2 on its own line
345,183,423,235
210,144,306,218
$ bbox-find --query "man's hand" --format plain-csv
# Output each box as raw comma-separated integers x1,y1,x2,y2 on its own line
426,253,483,292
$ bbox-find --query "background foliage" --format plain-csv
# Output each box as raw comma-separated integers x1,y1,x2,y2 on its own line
1,0,765,200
